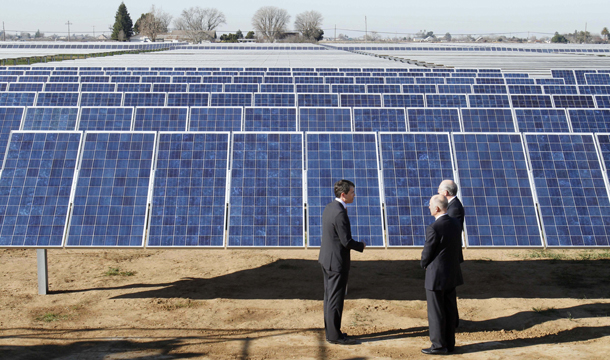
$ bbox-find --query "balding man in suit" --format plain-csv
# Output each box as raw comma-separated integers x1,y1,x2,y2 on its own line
319,179,366,345
421,195,464,355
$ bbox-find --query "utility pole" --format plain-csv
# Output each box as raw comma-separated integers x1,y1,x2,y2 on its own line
66,20,72,42
585,22,588,43
93,26,95,38
2,22,5,41
365,16,367,43
334,25,336,41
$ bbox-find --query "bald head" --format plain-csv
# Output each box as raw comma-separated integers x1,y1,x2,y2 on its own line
428,194,448,217
438,180,458,199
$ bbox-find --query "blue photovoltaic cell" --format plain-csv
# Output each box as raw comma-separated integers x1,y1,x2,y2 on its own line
515,109,570,133
202,76,232,83
446,78,475,85
511,95,553,108
172,76,202,83
116,83,151,92
426,94,468,108
525,133,610,246
0,132,82,247
189,83,223,92
148,132,230,247
536,78,565,85
353,108,406,132
379,133,454,246
49,76,78,83
437,84,472,94
597,133,610,174
596,96,610,108
229,132,304,247
297,93,338,107
8,83,44,92
553,95,596,108
134,107,188,131
0,93,35,107
476,78,505,85
166,93,209,107
260,84,294,93
254,93,296,107
0,107,25,158
568,109,610,132
298,107,352,132
153,84,188,92
340,94,382,107
461,108,515,132
111,76,140,83
190,107,243,131
210,93,252,106
384,77,415,84
296,84,330,93
416,77,445,84
585,73,610,85
306,132,383,247
355,77,384,84
506,78,536,85
331,85,366,93
468,94,511,108
325,77,354,84
383,94,425,107
233,76,263,84
23,107,79,130
543,85,578,95
79,107,133,131
295,77,324,84
579,86,610,95
472,85,508,94
403,85,436,94
244,107,297,131
551,70,576,85
508,85,543,94
141,76,171,83
45,83,81,92
80,76,110,83
453,133,542,247
81,83,115,92
366,85,401,93
124,93,166,106
79,92,123,107
67,132,156,247
36,92,79,107
407,108,461,132
225,84,258,93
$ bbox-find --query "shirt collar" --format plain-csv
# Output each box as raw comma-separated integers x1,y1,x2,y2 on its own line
335,198,347,209
435,213,447,220
447,196,455,203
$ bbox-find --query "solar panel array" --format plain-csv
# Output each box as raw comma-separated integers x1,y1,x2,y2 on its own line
1,67,610,248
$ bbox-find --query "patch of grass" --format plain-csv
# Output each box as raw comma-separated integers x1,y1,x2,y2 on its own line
511,249,610,261
532,306,557,315
35,313,67,322
104,267,136,277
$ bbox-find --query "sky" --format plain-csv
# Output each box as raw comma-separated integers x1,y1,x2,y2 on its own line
2,0,609,38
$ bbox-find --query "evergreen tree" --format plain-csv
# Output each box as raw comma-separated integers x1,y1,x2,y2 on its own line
112,2,134,41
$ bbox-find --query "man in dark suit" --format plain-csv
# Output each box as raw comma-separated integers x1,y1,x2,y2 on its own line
319,179,366,345
421,195,464,355
438,180,464,231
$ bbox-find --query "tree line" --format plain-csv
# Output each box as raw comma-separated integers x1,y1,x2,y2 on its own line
111,2,324,43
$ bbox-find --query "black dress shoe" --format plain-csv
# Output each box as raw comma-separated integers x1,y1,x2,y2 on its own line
421,347,448,355
327,337,358,345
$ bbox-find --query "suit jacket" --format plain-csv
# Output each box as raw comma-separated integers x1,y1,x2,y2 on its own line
447,197,465,263
421,215,464,291
318,200,365,273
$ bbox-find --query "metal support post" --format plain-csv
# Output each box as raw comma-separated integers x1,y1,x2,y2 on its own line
37,249,48,295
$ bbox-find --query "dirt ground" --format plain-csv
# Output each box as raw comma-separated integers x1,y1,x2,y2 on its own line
1,247,609,360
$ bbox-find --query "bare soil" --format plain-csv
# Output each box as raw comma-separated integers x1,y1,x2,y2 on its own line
1,248,610,359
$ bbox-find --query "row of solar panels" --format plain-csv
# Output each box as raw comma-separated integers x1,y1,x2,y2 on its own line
0,43,181,50
3,106,610,134
2,91,610,109
0,72,531,78
6,83,610,95
335,45,610,53
0,131,608,248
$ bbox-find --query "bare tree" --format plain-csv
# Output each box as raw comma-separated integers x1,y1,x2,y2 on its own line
140,5,172,42
294,10,323,41
251,6,290,42
174,7,226,43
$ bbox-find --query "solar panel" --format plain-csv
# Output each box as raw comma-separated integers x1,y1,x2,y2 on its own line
597,133,610,174
36,92,80,107
133,107,188,131
189,83,223,92
508,85,543,94
233,76,263,84
153,83,188,92
123,92,166,106
7,83,43,92
0,131,82,247
579,86,610,95
0,92,36,106
476,78,505,85
472,85,507,94
575,70,597,84
228,132,304,247
306,132,383,247
244,107,297,131
224,84,259,93
511,95,553,108
297,93,338,107
426,94,468,108
385,77,415,84
453,133,542,246
298,107,352,132
515,109,570,132
551,70,576,85
340,94,382,107
536,78,565,85
355,77,384,84
79,92,123,107
264,77,293,84
0,76,18,83
383,94,425,107
0,83,6,91
596,95,610,108
147,132,229,247
568,109,610,132
166,93,209,107
0,107,25,157
461,108,515,132
325,77,354,84
446,78,475,85
172,76,202,84
295,76,324,84
524,133,610,246
80,76,110,83
110,76,140,83
259,84,294,93
189,107,243,131
209,93,252,106
543,85,578,95
437,84,472,94
468,94,511,108
49,76,79,83
331,85,366,93
78,107,134,131
296,84,329,93
553,95,596,108
23,107,79,130
366,85,401,93
141,76,171,83
407,108,461,132
353,108,406,132
506,78,535,85
253,93,296,107
379,132,454,246
403,85,437,94
116,83,151,92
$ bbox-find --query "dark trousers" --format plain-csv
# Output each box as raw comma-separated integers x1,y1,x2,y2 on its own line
426,287,458,350
322,266,349,341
